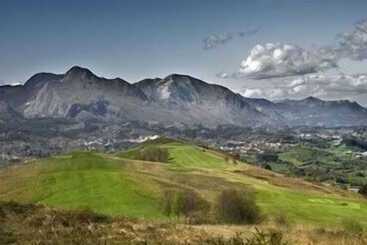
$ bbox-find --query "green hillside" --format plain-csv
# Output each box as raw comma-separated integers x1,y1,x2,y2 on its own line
279,145,336,166
1,138,367,227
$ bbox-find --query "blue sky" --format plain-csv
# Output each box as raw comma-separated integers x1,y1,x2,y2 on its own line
1,0,367,103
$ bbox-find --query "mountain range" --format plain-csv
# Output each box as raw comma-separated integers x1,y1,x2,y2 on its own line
1,66,367,128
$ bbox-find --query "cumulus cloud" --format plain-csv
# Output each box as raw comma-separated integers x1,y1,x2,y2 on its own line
219,19,367,80
241,73,367,100
203,28,259,50
242,87,288,99
218,18,367,105
337,19,367,61
242,88,264,98
288,73,367,99
239,43,337,79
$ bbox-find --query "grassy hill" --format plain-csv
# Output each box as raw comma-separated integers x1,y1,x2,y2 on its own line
1,138,367,228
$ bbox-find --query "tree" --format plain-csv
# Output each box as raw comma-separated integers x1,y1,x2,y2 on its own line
264,164,272,171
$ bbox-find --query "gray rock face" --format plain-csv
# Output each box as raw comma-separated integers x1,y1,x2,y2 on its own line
135,74,272,127
1,66,367,128
4,66,149,122
0,100,23,123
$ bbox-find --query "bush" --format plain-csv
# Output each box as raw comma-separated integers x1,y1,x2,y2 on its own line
215,188,262,224
136,146,169,162
161,189,210,223
70,208,110,224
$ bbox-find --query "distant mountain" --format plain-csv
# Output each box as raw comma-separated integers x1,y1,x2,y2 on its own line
274,96,367,127
1,66,367,128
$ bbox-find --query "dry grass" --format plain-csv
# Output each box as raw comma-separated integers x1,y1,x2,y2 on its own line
1,201,367,245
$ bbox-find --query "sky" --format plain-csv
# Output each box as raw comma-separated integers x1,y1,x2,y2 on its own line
1,0,367,104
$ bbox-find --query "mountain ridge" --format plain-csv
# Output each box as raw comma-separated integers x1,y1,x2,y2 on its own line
1,66,367,128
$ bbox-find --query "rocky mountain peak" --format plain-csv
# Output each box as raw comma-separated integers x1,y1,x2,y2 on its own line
24,72,62,89
163,74,204,84
304,96,320,101
64,66,97,81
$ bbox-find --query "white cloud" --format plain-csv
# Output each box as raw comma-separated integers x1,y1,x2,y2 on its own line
0,80,22,86
240,73,367,101
239,43,337,79
337,19,367,61
220,19,367,81
242,88,264,98
287,78,306,88
217,18,367,104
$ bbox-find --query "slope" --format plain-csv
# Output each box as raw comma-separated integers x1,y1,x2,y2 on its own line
0,139,367,227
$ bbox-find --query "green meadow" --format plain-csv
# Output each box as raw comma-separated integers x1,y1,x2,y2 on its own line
1,139,367,227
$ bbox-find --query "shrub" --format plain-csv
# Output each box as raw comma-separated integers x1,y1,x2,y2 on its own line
55,208,111,226
72,208,110,224
137,146,169,162
215,188,262,224
246,228,288,245
264,164,272,171
161,189,210,223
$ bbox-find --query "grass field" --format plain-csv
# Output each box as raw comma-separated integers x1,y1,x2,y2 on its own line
0,152,163,218
1,138,367,228
279,145,338,166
